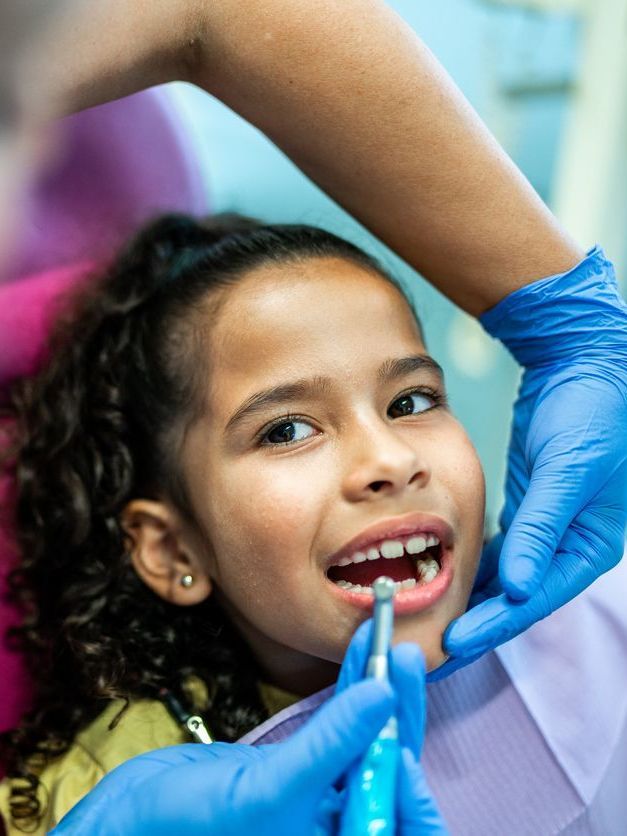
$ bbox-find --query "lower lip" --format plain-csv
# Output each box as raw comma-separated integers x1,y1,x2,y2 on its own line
327,547,454,615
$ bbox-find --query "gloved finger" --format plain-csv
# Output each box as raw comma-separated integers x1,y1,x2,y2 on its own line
445,526,618,658
335,619,373,693
389,642,426,758
397,747,449,835
104,741,253,773
473,531,504,593
497,455,588,600
268,678,394,797
50,745,209,834
466,541,506,611
499,377,625,600
426,647,484,682
50,743,261,835
314,788,343,836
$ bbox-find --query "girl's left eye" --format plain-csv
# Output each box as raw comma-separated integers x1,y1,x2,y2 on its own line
387,390,437,419
262,419,317,446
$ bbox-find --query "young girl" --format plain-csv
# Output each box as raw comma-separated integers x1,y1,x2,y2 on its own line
0,212,486,833
2,211,627,836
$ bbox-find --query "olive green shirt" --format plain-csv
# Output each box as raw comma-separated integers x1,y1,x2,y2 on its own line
0,683,296,834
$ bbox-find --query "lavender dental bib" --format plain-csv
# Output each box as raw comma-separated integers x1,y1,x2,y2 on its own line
240,554,627,835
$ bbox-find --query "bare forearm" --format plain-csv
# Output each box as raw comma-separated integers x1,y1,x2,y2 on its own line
35,0,583,314
192,0,583,314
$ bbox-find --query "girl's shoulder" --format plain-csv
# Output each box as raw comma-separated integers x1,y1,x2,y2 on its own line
74,695,187,772
0,697,186,835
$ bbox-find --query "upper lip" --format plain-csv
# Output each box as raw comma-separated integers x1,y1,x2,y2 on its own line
325,511,454,569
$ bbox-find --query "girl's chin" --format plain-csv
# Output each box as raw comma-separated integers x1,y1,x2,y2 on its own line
391,620,452,672
424,646,449,673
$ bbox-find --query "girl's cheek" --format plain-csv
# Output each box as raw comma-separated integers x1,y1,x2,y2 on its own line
437,432,486,542
218,458,324,545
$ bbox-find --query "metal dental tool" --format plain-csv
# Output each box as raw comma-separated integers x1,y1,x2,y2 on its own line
161,688,214,745
340,576,400,836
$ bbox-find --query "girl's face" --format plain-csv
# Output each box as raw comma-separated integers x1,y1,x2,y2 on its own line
181,257,485,693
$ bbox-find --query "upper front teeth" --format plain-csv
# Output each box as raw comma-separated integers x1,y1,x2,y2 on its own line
332,534,440,568
380,540,404,559
406,536,426,554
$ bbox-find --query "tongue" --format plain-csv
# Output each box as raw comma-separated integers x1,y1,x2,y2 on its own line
328,556,416,586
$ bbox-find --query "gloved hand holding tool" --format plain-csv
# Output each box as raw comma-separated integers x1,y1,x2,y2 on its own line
338,579,448,836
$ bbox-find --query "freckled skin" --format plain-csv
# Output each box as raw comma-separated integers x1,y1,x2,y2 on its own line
180,257,485,695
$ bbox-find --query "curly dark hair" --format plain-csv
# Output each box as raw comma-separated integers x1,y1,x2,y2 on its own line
0,212,392,829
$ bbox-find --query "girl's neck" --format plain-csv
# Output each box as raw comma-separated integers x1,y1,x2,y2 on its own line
258,652,340,698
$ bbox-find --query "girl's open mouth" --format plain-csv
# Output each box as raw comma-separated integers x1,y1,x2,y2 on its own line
325,521,454,614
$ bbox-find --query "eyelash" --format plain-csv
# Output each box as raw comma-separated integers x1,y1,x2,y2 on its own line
392,385,447,414
258,386,447,447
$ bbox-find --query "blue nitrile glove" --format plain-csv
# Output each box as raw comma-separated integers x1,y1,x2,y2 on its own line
435,246,627,676
335,621,448,834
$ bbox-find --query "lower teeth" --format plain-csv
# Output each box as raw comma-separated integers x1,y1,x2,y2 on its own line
334,576,422,595
417,556,439,583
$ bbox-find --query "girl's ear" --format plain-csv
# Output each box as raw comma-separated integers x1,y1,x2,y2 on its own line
121,499,212,606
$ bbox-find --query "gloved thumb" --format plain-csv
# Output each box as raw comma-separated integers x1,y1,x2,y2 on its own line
269,678,394,797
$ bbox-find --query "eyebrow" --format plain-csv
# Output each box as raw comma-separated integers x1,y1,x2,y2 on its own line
377,355,444,384
225,354,444,432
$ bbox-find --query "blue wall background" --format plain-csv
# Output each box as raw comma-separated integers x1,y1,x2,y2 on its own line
171,0,582,530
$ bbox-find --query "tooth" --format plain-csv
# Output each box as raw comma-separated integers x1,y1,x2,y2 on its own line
380,540,404,559
352,551,367,564
337,556,352,567
406,536,427,555
367,548,380,561
426,535,440,548
418,557,440,583
401,578,417,589
393,581,403,593
335,580,351,588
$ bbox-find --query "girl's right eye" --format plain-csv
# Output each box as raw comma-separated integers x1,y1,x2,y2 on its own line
261,419,317,446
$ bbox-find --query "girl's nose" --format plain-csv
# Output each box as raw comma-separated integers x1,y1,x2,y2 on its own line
341,421,430,502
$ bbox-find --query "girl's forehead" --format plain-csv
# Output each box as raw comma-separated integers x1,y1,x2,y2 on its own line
217,256,418,332
205,257,426,398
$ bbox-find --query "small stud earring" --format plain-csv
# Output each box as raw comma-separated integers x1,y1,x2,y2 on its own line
180,574,194,589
